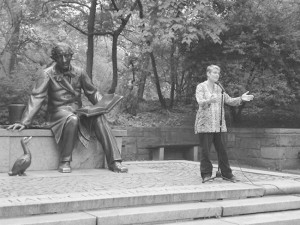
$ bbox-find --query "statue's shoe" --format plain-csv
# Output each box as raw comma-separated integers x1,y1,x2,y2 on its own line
109,161,128,173
58,161,72,173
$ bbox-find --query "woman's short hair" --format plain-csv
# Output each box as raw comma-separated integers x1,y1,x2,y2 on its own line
206,65,220,74
51,43,74,61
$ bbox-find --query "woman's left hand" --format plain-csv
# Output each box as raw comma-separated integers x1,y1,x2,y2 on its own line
241,91,254,102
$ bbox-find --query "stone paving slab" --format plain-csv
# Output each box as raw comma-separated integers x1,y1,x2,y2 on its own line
89,202,222,225
214,195,300,216
158,209,300,224
0,212,96,225
162,220,233,225
0,160,300,219
252,180,300,195
222,209,300,225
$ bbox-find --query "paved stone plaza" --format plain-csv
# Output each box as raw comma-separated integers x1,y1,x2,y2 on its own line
1,161,300,198
1,160,300,199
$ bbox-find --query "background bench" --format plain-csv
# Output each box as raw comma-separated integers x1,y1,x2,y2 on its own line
0,128,127,173
149,144,199,161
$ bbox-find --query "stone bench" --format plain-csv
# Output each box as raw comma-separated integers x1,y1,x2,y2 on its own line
149,144,199,161
0,128,127,173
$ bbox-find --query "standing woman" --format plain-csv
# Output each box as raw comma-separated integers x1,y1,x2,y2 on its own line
195,65,254,182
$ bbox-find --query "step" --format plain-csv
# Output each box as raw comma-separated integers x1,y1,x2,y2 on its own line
158,209,300,225
0,183,264,218
2,195,300,225
88,202,222,225
0,212,96,225
86,195,300,225
215,195,300,216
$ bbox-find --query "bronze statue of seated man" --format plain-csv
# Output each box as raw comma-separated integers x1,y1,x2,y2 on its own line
7,42,128,173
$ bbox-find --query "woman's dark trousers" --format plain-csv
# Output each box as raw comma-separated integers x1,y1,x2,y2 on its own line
198,132,233,179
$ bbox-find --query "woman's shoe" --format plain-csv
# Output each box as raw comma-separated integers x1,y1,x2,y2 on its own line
202,176,212,183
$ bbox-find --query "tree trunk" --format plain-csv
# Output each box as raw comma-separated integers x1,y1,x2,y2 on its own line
169,39,176,108
3,0,22,75
149,51,166,108
108,33,119,94
8,19,20,75
106,1,139,93
182,71,191,104
137,54,150,101
86,0,97,79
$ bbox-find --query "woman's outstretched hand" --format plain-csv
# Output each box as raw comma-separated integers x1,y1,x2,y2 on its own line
241,91,254,102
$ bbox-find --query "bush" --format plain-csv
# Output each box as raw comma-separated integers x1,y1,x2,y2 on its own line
0,67,46,125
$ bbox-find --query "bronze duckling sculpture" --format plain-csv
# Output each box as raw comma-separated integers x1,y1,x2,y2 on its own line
8,136,32,176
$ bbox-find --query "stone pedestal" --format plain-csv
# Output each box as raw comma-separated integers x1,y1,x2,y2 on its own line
0,129,126,172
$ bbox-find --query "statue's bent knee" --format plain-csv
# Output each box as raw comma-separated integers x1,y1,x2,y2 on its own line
66,115,79,127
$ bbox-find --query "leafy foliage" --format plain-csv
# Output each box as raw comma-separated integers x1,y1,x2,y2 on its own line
1,0,300,127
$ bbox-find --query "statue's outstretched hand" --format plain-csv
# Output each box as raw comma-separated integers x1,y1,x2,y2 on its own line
7,123,26,131
241,91,254,102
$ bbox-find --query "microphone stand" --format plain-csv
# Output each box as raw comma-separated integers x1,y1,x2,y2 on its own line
202,82,235,183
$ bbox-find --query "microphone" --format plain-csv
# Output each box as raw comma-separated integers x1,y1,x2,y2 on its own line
215,81,226,93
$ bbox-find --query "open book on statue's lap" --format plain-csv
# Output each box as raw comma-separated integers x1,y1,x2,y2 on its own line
76,93,123,117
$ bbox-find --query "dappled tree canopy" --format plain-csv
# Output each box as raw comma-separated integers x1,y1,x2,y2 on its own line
0,0,300,127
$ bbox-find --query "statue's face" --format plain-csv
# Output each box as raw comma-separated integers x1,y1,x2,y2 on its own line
55,52,72,71
52,44,73,71
56,54,72,71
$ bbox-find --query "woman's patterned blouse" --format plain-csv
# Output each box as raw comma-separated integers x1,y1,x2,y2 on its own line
194,81,242,134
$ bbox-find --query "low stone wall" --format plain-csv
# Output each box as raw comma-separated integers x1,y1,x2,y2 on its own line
227,128,300,171
2,127,299,172
121,127,199,161
121,127,300,171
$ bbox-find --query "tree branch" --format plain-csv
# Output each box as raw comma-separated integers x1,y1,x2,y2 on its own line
62,0,90,10
93,31,114,36
64,19,113,36
4,0,12,19
111,0,119,11
63,19,88,35
0,35,12,57
136,0,143,18
117,0,139,33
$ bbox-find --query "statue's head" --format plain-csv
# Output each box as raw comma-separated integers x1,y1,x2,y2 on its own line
51,43,74,71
